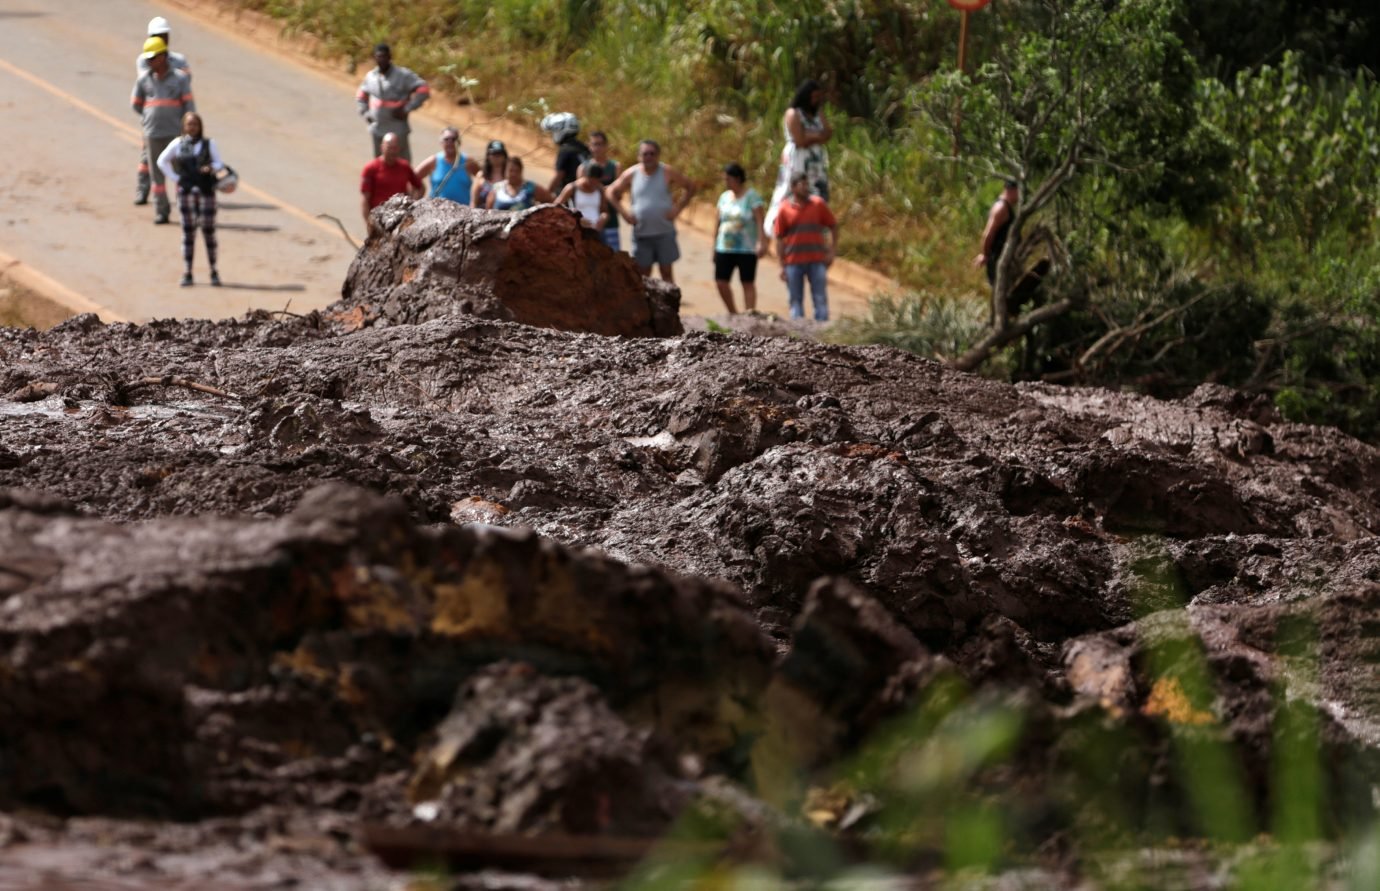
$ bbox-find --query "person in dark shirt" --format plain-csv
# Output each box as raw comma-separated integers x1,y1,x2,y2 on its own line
541,112,590,194
973,179,1019,287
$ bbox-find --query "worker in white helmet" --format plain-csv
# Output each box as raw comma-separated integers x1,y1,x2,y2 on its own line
134,16,191,206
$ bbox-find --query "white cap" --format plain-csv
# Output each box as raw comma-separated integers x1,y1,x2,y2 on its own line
147,16,171,36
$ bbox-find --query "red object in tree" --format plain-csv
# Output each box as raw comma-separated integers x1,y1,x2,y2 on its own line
947,0,991,10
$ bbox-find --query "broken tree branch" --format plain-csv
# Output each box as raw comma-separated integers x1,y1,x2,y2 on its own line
124,375,242,402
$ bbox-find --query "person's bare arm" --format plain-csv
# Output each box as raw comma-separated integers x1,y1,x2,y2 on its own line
485,187,498,210
466,156,481,177
663,165,697,220
971,201,1010,268
554,183,577,209
533,183,554,204
785,107,830,147
826,222,839,266
414,154,437,189
608,168,636,225
362,194,373,230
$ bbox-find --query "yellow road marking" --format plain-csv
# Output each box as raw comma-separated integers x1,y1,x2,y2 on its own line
0,55,347,242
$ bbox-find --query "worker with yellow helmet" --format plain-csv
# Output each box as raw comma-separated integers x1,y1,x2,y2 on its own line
133,17,191,208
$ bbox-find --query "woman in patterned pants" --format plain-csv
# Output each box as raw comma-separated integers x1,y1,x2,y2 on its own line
157,112,223,287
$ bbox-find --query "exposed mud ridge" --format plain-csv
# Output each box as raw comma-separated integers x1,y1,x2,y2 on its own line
3,303,1380,887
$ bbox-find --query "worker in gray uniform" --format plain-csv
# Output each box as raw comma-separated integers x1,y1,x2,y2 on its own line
354,43,430,162
134,17,191,206
131,36,195,224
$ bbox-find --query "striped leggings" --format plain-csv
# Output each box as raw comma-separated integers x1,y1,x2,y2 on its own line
177,186,218,269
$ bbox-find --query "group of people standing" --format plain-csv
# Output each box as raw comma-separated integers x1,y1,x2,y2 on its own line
131,17,231,287
354,50,843,321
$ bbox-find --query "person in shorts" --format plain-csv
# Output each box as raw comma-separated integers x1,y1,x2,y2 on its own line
712,162,767,313
608,139,697,282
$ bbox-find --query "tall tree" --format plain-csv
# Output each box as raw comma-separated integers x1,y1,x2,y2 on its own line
916,0,1224,372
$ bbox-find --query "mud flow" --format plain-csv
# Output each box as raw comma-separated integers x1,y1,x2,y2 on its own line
2,202,1379,888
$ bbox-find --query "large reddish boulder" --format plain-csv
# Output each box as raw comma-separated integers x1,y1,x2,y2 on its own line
339,198,682,337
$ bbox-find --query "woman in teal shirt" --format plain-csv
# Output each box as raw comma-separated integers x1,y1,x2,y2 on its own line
713,162,767,313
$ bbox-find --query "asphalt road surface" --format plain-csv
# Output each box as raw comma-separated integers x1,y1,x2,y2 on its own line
0,0,877,324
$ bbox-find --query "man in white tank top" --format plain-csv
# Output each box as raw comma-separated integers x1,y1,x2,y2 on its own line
608,139,697,282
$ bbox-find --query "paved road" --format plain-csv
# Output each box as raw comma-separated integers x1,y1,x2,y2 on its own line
0,0,875,324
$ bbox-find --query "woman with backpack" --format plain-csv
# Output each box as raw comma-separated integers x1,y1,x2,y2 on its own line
415,127,481,204
157,111,227,287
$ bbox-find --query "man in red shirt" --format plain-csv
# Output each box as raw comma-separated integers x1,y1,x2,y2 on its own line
773,171,839,321
361,132,423,230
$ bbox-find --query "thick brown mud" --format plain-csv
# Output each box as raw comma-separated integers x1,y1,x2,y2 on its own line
2,205,1379,887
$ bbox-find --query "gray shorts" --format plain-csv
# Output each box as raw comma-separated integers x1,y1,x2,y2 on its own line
632,232,680,268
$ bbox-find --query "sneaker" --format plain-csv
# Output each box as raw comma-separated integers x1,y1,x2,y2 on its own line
210,270,222,287
134,193,149,206
154,213,170,225
180,273,193,287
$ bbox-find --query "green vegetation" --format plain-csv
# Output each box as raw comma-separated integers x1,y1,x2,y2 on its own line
234,0,1380,441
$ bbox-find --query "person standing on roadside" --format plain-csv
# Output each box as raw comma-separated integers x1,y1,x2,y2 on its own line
973,178,1019,287
541,112,590,194
131,36,195,225
765,78,832,233
774,172,838,322
414,127,481,204
134,17,190,206
355,44,429,162
607,139,697,282
360,132,423,230
554,160,612,231
713,162,767,314
588,130,621,250
472,140,508,208
485,156,553,211
157,112,225,288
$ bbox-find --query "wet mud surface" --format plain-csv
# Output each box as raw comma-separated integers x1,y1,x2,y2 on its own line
2,246,1380,886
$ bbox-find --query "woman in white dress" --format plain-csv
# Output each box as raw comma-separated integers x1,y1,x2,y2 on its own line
765,79,832,233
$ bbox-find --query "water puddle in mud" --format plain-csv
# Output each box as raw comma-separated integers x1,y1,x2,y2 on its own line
0,399,234,421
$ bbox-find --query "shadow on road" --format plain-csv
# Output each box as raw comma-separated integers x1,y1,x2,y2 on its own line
216,282,306,292
217,223,282,233
218,202,279,211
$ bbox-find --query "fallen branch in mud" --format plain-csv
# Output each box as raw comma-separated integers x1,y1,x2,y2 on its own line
317,213,361,250
120,375,242,403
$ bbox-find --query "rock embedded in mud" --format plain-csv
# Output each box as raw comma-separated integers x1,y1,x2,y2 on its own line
405,662,688,836
340,199,683,337
0,483,772,817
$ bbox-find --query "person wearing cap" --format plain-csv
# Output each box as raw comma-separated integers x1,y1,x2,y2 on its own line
471,140,509,208
131,36,195,225
355,44,429,162
414,127,481,205
972,178,1019,287
540,112,590,194
133,16,190,206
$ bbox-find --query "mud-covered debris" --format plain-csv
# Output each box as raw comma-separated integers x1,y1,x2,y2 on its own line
404,662,689,837
339,199,682,337
0,484,772,817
